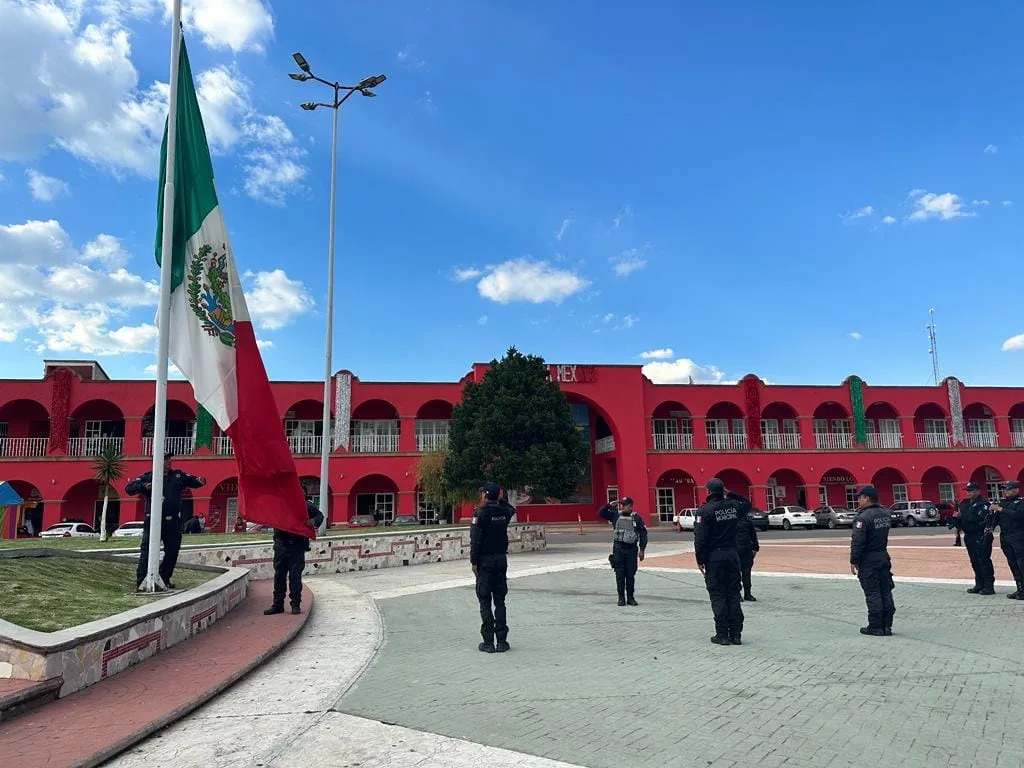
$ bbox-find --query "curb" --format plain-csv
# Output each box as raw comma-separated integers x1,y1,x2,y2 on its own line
71,590,314,768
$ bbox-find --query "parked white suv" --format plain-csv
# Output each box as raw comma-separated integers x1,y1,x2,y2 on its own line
890,500,940,527
768,505,817,530
674,508,699,531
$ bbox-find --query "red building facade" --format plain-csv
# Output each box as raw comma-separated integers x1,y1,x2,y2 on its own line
2,359,1024,534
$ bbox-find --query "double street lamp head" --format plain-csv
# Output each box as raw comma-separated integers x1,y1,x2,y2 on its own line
292,52,311,73
300,102,318,111
358,74,387,89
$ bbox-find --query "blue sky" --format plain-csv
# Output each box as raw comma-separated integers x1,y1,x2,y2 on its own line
2,0,1024,387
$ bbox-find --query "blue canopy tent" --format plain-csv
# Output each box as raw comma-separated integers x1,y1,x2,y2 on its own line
0,481,25,539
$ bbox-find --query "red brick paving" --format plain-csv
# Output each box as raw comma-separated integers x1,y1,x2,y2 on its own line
0,580,310,768
0,679,34,696
647,535,1018,581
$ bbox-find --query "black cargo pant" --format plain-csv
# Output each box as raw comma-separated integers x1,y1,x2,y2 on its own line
612,543,639,600
476,553,508,643
964,531,995,589
738,549,755,597
135,515,182,587
1000,535,1024,591
705,548,743,637
857,552,895,630
272,542,307,609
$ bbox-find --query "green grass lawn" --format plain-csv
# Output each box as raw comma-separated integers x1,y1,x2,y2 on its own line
0,557,216,632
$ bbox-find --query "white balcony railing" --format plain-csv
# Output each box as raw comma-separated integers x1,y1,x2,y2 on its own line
916,433,950,449
214,436,234,455
595,435,616,454
67,437,124,457
0,437,49,458
865,432,903,450
1014,432,1024,448
351,434,400,453
761,433,800,450
814,433,852,450
652,433,693,451
707,433,747,451
416,432,449,452
287,435,323,455
141,436,196,456
966,432,998,449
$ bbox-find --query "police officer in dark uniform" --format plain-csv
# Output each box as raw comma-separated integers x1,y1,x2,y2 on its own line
694,478,747,645
470,483,515,653
598,496,648,606
265,501,324,616
955,482,995,595
736,502,760,602
850,485,895,636
126,454,205,589
987,481,1024,599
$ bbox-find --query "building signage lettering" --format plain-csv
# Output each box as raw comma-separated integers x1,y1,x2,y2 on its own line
822,472,855,484
549,364,597,384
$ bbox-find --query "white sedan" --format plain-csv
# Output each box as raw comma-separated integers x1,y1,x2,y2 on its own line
40,522,99,539
112,521,146,538
675,508,699,531
768,505,817,530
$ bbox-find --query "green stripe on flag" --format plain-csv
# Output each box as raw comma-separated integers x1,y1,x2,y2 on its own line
155,39,221,293
195,405,214,449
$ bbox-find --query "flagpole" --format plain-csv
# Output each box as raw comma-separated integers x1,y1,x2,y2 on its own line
142,0,183,593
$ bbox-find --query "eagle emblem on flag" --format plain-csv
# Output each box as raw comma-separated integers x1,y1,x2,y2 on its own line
187,244,235,347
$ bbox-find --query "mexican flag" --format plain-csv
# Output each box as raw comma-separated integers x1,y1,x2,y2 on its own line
154,38,313,539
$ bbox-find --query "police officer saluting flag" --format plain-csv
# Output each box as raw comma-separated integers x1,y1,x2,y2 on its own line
694,478,747,645
956,482,995,595
987,480,1024,599
470,483,515,653
598,496,648,606
850,485,895,636
265,501,324,616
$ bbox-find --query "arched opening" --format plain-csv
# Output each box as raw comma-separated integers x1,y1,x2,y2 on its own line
760,402,800,450
654,469,698,523
415,399,453,452
710,469,752,502
914,403,949,448
812,402,852,450
706,402,746,450
284,399,330,456
6,480,44,536
209,477,239,533
351,399,400,453
62,479,119,533
349,473,400,523
1009,403,1024,448
767,468,806,509
922,466,957,509
963,402,998,448
971,465,1005,502
0,399,51,458
68,400,125,457
142,400,197,456
298,475,335,523
651,401,693,451
871,467,909,507
818,467,859,508
864,402,902,449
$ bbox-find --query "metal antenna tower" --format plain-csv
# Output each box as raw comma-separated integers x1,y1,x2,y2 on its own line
926,308,940,385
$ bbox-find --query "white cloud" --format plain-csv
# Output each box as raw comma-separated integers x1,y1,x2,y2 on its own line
641,348,674,359
984,144,998,154
243,268,313,330
907,190,973,221
144,362,185,379
241,115,307,206
1003,200,1014,207
602,313,615,323
841,205,874,222
642,357,727,384
554,218,571,241
397,44,426,69
477,315,488,325
452,267,482,282
972,199,990,207
617,314,639,329
610,247,647,276
179,0,275,54
26,169,70,201
881,215,897,225
475,259,588,304
611,205,633,230
849,331,863,341
255,338,273,349
1002,334,1024,351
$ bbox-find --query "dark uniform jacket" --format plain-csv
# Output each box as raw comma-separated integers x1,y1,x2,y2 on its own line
125,470,204,520
956,497,991,535
735,512,760,553
850,504,891,565
597,503,649,550
989,495,1024,540
694,492,749,567
470,500,515,565
274,503,324,551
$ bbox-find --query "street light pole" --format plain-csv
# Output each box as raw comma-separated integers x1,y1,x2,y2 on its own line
289,55,386,534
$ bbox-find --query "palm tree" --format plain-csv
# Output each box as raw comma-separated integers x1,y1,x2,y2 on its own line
92,444,126,541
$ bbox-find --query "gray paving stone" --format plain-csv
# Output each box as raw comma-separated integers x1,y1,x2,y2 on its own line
339,567,1024,768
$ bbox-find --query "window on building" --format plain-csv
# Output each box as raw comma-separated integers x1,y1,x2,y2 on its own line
656,487,675,523
782,419,799,435
1013,418,1024,435
765,485,778,510
606,486,619,505
924,419,948,434
845,485,859,509
832,419,851,434
84,420,105,438
679,418,693,436
987,482,1003,502
938,483,956,504
417,492,437,523
760,419,779,435
653,418,678,436
892,484,909,503
731,418,745,435
0,422,7,439
812,419,828,435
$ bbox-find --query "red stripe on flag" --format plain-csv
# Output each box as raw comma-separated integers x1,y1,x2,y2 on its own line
226,320,312,539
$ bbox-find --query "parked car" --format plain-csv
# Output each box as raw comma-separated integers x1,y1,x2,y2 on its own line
813,505,857,529
40,522,99,539
392,514,420,526
890,500,941,527
936,502,957,525
748,507,770,531
675,508,699,531
112,521,146,538
888,507,903,527
348,514,378,529
768,505,817,530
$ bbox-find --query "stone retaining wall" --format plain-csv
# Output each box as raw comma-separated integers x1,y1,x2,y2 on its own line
178,524,547,581
0,551,247,698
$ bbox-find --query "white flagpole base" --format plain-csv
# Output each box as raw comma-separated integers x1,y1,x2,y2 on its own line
137,573,167,593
